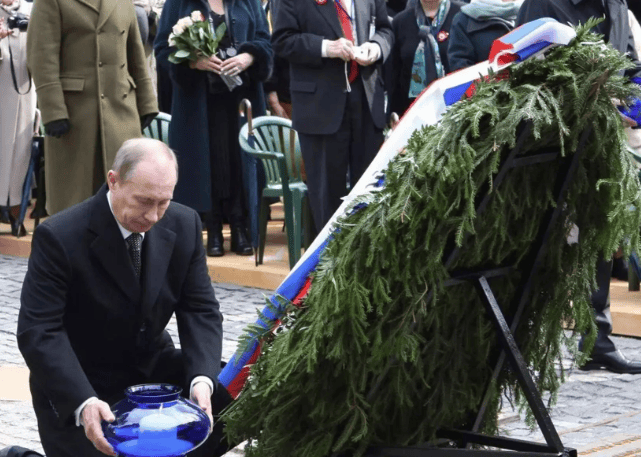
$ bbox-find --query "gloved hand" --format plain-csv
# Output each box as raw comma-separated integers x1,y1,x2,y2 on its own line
45,119,71,138
140,113,157,131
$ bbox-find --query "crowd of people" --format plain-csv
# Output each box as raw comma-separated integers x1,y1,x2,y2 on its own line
3,0,641,455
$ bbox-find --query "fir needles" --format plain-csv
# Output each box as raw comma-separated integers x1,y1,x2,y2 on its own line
223,20,641,457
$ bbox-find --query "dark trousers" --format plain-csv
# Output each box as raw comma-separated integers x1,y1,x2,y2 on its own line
32,348,233,457
207,90,246,228
298,78,383,232
580,257,616,355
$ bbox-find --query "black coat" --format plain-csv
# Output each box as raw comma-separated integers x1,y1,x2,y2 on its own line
272,0,394,135
18,185,224,425
517,0,641,79
447,12,513,72
385,1,462,117
154,0,273,212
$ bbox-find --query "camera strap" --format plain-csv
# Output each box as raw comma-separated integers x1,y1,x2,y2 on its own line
8,40,32,96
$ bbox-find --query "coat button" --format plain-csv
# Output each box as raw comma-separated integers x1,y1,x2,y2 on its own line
121,30,126,34
121,63,126,68
99,62,103,67
101,94,105,99
139,323,147,332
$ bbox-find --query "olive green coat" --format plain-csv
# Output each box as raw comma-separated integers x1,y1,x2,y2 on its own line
27,0,158,214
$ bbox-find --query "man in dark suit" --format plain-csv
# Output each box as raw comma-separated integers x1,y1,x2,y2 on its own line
272,0,393,232
517,0,641,374
17,138,228,456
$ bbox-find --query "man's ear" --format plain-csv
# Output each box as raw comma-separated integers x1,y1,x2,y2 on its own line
107,171,118,190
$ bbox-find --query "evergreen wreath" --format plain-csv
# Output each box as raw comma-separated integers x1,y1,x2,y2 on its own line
222,21,641,457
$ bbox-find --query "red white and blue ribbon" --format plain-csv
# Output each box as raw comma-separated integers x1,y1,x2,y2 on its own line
218,18,577,398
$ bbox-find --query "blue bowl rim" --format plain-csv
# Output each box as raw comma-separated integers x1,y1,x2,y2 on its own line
124,384,183,403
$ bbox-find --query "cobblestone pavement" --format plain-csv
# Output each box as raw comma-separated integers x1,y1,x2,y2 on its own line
1,254,641,456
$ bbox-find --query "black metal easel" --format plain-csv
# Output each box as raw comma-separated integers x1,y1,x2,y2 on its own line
362,123,593,457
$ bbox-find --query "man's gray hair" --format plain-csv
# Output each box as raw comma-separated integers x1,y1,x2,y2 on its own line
112,138,178,181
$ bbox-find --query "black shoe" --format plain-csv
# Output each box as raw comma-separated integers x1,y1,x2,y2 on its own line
612,257,629,281
231,226,253,256
579,350,641,374
207,228,224,257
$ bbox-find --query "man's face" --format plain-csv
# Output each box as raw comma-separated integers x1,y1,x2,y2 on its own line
108,157,177,233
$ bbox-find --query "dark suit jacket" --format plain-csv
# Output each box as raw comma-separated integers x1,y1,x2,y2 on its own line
17,185,223,425
272,0,394,135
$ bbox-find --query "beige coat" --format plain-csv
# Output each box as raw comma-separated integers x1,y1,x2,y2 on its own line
0,0,36,207
27,0,158,214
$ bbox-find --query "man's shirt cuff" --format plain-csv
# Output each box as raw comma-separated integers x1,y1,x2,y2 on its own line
321,39,330,58
190,376,214,398
75,397,99,427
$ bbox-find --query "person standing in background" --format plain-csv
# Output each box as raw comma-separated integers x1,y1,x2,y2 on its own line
26,0,158,215
517,0,641,374
272,0,393,233
155,0,273,257
447,0,521,72
0,0,36,235
386,0,462,120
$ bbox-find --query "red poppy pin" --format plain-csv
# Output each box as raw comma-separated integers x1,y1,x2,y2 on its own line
315,0,327,4
437,30,449,42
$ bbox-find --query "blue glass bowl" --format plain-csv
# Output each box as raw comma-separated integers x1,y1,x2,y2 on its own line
102,384,211,457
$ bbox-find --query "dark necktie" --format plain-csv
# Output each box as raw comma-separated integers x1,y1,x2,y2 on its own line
126,233,143,279
334,0,359,83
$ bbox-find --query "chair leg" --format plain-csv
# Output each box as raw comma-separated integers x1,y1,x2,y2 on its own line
291,191,304,267
282,191,297,270
302,193,313,249
258,197,270,265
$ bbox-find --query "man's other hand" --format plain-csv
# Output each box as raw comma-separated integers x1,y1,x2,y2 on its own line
140,113,157,130
81,400,116,456
190,382,213,431
326,37,355,62
0,18,11,40
354,42,381,66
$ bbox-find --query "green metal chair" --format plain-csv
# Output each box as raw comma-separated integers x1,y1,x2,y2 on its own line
143,112,171,144
239,116,309,269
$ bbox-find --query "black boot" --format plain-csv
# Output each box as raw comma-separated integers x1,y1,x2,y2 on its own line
231,225,253,256
206,222,224,257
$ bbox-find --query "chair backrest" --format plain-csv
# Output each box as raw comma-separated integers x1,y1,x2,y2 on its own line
239,116,304,188
143,112,171,144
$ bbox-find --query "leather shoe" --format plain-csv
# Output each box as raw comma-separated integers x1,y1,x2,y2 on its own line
231,226,253,256
579,350,641,374
207,229,224,257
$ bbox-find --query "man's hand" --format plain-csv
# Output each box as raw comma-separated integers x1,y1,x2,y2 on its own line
619,111,638,128
326,37,355,62
267,91,289,119
189,55,224,74
220,52,254,77
81,400,116,456
0,0,16,6
354,42,381,67
44,119,71,138
0,18,11,40
190,382,213,431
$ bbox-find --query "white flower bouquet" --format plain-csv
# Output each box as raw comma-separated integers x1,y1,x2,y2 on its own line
167,11,226,63
167,11,242,90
